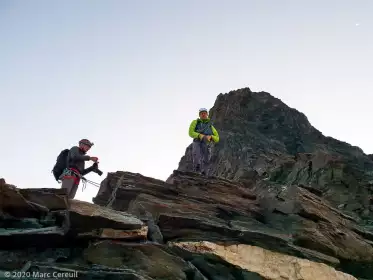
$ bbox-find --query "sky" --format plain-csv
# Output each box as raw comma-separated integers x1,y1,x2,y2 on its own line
1,0,372,203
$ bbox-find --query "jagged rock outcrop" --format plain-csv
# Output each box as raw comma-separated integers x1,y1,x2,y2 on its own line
1,172,367,280
2,87,373,280
177,88,373,225
93,170,373,279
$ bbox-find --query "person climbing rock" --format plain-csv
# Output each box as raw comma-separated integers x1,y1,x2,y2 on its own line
59,139,100,199
188,108,219,175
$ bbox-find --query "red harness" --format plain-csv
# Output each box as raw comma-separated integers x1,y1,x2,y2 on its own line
62,168,81,184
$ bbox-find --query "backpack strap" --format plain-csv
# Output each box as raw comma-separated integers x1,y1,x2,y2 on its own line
196,118,213,127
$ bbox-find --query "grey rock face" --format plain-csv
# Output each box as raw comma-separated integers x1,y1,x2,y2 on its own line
177,88,373,223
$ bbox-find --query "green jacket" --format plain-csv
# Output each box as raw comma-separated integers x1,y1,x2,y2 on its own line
189,118,220,143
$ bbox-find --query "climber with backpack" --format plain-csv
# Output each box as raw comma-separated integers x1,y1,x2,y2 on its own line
52,139,102,199
188,108,219,176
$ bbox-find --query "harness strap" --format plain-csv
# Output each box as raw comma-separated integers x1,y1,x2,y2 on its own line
60,168,81,184
59,167,101,193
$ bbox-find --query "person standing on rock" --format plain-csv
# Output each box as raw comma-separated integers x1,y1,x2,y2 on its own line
60,139,100,199
188,108,220,175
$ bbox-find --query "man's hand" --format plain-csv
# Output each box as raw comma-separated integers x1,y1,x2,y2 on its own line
198,134,205,140
90,157,99,162
206,135,212,141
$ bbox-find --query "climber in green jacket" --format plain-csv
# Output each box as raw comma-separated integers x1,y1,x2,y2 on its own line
188,108,220,175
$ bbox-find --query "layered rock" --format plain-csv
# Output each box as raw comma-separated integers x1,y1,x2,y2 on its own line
2,87,373,280
1,171,366,279
177,88,373,225
171,241,357,280
93,170,373,279
0,179,150,279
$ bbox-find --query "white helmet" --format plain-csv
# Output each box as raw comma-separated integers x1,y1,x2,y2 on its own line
199,108,208,113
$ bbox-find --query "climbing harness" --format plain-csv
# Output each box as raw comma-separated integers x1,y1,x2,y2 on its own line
59,168,78,181
59,168,132,208
59,168,101,192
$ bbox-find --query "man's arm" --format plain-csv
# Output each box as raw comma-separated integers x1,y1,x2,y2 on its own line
188,120,200,139
211,126,220,143
69,146,91,161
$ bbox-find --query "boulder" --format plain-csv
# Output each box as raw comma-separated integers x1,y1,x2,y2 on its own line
69,200,146,240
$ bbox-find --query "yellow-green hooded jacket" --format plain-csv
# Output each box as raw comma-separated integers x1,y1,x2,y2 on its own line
188,118,219,143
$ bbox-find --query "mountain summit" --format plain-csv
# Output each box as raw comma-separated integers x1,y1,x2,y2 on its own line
178,87,373,222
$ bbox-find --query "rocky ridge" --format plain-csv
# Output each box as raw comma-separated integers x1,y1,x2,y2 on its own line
177,88,373,225
1,88,373,280
1,171,369,280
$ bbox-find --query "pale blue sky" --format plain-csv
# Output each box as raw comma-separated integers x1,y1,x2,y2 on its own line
1,0,372,202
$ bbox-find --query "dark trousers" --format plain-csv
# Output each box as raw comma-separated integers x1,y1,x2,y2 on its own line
192,138,212,175
61,174,80,199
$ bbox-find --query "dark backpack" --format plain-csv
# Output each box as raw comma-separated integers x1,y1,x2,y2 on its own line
52,149,69,181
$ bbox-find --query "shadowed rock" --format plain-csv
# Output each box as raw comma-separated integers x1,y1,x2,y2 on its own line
93,170,373,279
